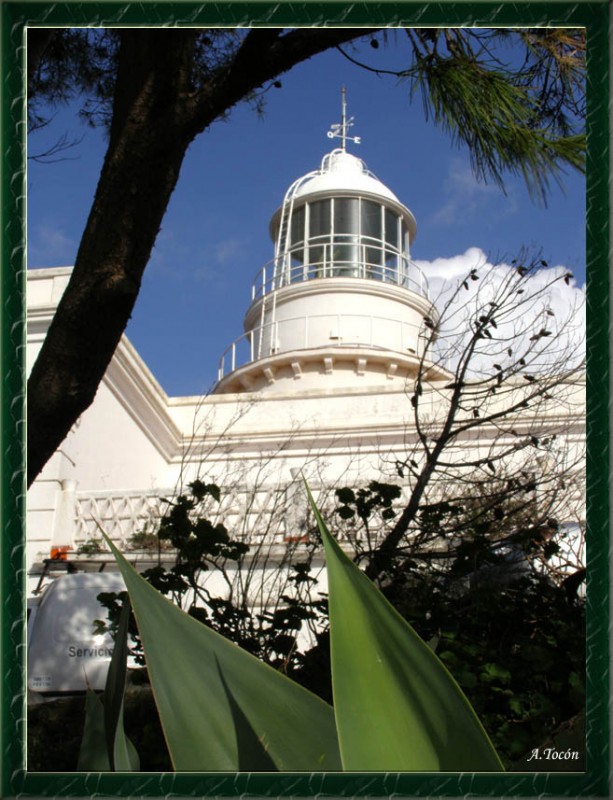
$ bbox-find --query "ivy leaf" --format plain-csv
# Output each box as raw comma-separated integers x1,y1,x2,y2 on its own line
335,487,356,505
336,506,355,520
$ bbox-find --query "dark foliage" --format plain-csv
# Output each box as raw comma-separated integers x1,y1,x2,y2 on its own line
98,480,327,673
291,489,585,768
95,476,584,770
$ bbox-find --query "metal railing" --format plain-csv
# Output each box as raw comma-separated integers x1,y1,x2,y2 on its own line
251,240,429,302
217,311,425,382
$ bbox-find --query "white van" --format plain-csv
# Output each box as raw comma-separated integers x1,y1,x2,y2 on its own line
27,571,127,695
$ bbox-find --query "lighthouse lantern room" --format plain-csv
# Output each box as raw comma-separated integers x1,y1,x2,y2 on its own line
215,89,445,394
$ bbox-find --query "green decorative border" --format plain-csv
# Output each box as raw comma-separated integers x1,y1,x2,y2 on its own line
1,2,608,797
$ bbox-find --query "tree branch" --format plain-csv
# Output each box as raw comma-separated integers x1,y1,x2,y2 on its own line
27,27,379,486
27,28,56,88
184,28,380,135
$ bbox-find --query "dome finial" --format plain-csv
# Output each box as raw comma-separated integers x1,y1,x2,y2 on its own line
327,86,361,152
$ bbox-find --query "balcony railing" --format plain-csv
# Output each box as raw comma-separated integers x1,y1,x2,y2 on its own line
250,241,429,302
217,311,425,382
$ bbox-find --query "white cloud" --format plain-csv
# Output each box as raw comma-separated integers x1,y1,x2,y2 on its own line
214,238,246,265
148,228,181,276
414,248,585,376
431,158,516,227
189,237,250,287
28,223,76,267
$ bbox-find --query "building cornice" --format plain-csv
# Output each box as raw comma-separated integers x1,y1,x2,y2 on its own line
103,336,182,460
27,267,182,459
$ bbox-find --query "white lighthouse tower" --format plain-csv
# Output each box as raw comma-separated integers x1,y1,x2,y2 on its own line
215,89,446,394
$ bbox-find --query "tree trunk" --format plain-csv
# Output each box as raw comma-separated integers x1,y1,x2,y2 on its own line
27,29,198,485
27,28,375,486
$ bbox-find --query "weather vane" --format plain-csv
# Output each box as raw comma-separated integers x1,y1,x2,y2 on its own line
327,86,361,151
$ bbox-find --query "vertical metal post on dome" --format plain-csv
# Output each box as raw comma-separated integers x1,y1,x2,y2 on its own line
327,86,361,150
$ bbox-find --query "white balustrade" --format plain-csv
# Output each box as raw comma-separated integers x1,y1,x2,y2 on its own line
249,243,429,302
217,311,426,382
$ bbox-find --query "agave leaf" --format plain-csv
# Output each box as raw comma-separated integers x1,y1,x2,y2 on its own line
77,689,139,772
104,597,129,767
215,657,277,771
112,715,140,772
102,534,341,772
76,600,139,772
306,483,504,772
103,598,140,771
77,690,111,771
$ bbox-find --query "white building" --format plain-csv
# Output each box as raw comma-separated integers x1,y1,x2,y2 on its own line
26,100,585,602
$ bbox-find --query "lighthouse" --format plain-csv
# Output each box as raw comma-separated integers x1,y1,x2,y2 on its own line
24,91,585,637
219,91,447,395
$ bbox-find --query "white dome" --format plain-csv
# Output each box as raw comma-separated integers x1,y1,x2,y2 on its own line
293,149,400,204
269,148,417,244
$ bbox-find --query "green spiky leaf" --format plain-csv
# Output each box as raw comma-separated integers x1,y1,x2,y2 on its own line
306,482,504,772
102,533,341,772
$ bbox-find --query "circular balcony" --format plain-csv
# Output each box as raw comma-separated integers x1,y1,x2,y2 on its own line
250,241,429,302
216,310,427,385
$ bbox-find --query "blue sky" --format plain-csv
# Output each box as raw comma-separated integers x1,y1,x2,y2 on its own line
27,36,586,396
